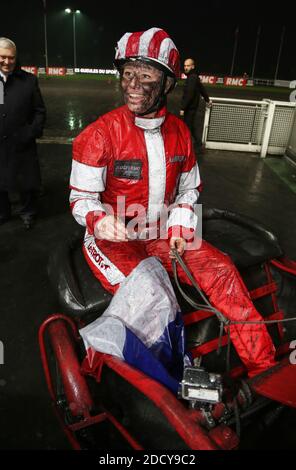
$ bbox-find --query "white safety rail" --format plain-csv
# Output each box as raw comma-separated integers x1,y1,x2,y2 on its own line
285,108,296,167
203,98,296,158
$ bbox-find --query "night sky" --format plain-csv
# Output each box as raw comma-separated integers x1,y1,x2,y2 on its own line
1,0,295,79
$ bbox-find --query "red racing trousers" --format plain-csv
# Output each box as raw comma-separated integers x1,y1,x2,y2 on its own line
83,236,276,377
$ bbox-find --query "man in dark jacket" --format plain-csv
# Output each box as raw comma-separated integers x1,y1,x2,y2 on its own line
0,37,46,228
180,58,211,152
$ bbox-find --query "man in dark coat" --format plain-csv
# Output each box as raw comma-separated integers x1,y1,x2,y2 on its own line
0,37,46,228
180,58,211,153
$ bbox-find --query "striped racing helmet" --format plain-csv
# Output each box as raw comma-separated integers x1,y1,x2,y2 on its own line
114,27,180,79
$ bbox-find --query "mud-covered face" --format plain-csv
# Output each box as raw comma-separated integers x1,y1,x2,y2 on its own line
121,61,163,115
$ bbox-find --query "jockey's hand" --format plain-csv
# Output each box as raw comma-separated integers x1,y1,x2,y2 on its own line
180,110,184,117
94,215,127,242
169,237,186,259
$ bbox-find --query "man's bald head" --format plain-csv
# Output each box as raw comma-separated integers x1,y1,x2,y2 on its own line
184,58,196,75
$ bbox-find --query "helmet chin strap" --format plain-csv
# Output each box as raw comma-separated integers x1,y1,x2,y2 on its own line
135,73,168,117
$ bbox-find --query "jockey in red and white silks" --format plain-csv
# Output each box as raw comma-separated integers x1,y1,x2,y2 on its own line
69,27,276,383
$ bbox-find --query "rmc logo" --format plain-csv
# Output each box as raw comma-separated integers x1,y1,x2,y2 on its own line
0,81,3,104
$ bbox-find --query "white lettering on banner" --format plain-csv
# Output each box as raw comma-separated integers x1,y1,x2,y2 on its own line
199,75,217,84
181,74,218,84
224,77,247,87
21,66,38,75
74,68,117,75
46,67,66,76
81,68,99,74
0,81,3,105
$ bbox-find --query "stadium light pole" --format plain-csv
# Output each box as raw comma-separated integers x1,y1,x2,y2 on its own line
230,26,239,76
42,0,49,67
274,26,286,81
251,25,261,80
65,8,81,69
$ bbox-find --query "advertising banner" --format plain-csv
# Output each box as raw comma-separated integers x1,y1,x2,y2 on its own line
46,67,66,76
224,77,247,87
21,66,38,75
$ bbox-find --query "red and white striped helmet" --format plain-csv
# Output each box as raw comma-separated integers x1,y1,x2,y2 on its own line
114,27,180,78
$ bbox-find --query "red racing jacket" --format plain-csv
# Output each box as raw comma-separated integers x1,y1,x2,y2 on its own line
70,105,201,240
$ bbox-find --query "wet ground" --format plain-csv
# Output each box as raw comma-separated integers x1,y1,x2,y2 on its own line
40,78,291,140
0,79,295,449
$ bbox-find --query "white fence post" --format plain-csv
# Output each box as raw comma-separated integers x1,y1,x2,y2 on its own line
260,100,276,158
202,104,211,145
